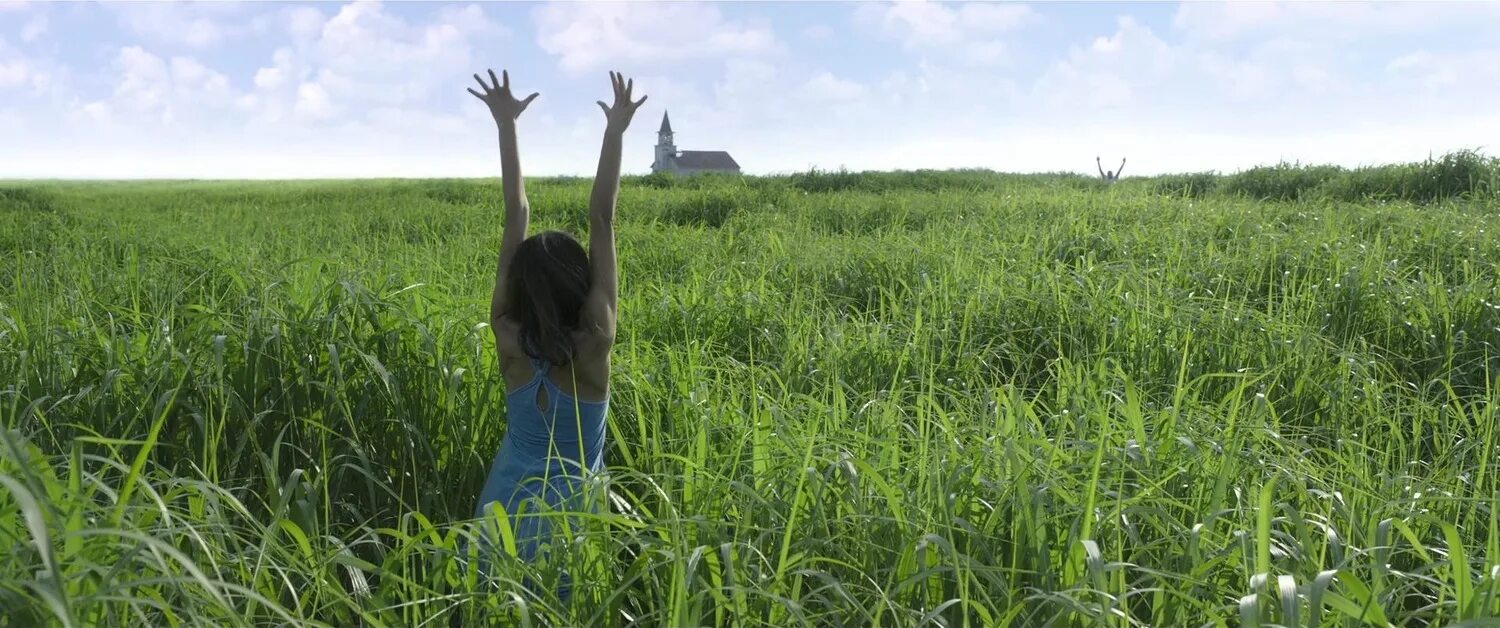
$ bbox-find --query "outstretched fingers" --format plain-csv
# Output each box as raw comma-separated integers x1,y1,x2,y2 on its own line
598,71,646,119
495,69,505,92
473,73,491,93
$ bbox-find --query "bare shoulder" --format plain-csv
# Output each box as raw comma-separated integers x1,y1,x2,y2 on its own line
492,316,524,359
493,316,536,391
581,295,617,344
569,327,614,395
571,326,615,362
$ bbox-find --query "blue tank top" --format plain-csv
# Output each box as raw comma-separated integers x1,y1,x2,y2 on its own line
474,357,609,547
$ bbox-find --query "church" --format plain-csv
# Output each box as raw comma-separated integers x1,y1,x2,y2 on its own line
650,112,741,176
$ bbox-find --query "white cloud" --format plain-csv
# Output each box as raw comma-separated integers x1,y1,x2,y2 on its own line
115,46,168,109
78,101,110,124
534,3,780,74
169,56,228,92
0,106,20,132
253,66,284,90
103,3,283,50
0,35,48,92
1387,49,1500,91
1028,16,1353,122
800,72,867,104
1023,5,1497,135
1171,2,1289,41
864,1,958,45
1173,2,1500,43
287,6,326,41
0,1,28,11
20,14,46,42
1032,17,1174,109
244,2,501,125
803,24,833,42
0,58,26,88
1008,10,1499,171
233,93,257,113
113,3,248,49
856,1,1035,66
1382,48,1500,117
24,0,528,179
294,82,335,120
78,46,235,126
957,3,1036,33
700,59,877,129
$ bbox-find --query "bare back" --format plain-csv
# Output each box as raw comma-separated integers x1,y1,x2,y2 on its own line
494,317,611,402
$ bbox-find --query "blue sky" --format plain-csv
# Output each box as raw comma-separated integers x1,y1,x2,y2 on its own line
2,1,1498,178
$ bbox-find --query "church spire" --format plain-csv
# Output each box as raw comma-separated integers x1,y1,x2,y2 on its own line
653,111,676,174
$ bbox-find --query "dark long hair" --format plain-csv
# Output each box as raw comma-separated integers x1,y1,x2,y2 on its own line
504,231,591,365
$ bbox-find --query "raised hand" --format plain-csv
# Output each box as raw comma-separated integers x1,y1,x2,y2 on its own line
596,71,648,134
469,69,539,125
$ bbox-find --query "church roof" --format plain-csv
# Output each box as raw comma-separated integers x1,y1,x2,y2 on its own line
659,111,672,133
674,150,740,171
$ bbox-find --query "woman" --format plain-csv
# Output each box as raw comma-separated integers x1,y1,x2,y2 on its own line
466,68,645,569
1097,155,1126,182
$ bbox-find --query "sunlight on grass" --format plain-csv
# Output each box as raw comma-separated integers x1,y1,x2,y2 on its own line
3,161,1500,625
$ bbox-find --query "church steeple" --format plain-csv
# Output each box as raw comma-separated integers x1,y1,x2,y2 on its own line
653,111,677,174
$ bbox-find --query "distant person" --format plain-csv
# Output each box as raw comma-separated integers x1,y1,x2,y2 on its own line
1097,156,1126,182
466,68,646,595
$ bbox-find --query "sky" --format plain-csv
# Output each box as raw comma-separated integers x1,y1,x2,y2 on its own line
2,1,1499,179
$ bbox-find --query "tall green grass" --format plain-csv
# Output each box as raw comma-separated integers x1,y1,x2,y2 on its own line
3,168,1500,625
1132,149,1500,204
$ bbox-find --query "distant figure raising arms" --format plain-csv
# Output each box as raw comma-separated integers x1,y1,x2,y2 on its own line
1097,155,1126,182
467,69,646,579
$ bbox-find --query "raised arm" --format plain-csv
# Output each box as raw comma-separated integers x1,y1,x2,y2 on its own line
468,69,539,326
583,71,647,344
1096,156,1106,179
1116,158,1126,178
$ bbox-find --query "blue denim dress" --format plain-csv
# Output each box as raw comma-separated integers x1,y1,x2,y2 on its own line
475,357,608,564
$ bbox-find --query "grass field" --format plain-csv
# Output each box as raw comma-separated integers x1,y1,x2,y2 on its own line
4,156,1500,626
